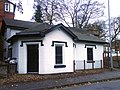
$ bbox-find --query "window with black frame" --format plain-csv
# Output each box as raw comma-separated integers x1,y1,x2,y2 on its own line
55,45,63,64
87,48,93,63
8,47,12,58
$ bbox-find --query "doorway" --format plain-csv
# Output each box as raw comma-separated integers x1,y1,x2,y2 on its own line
27,44,39,73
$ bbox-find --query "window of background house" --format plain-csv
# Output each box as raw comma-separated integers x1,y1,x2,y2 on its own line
5,3,9,12
55,45,63,64
8,48,12,58
87,48,93,61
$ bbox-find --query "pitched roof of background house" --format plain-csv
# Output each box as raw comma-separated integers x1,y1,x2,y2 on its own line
3,18,106,44
3,18,39,29
4,0,15,5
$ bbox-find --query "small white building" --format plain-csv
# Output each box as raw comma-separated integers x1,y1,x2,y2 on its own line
1,18,106,74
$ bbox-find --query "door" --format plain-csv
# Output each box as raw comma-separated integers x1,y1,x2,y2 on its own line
27,44,39,73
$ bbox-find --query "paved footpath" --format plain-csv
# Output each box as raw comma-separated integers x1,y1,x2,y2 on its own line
60,80,120,90
0,69,120,90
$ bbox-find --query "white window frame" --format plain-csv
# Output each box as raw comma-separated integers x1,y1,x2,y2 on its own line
5,3,10,12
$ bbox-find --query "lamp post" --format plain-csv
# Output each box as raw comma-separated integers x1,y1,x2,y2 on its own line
108,0,113,70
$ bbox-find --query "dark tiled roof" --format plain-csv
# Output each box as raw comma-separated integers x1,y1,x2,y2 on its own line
16,23,77,40
5,19,106,44
3,18,39,29
68,27,88,34
68,27,105,43
17,24,105,43
19,23,53,33
5,0,15,5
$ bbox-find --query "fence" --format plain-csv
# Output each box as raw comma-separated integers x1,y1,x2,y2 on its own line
74,60,103,71
0,63,17,75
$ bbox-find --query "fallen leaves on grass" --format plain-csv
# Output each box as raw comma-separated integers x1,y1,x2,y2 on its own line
0,69,107,85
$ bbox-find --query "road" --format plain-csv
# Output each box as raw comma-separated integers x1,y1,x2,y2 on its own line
59,80,120,90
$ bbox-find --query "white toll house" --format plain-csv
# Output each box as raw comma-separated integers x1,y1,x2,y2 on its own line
1,18,106,74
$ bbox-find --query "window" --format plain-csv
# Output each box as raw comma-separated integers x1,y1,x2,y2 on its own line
55,45,63,64
10,3,14,12
5,3,9,12
87,48,93,61
8,48,12,58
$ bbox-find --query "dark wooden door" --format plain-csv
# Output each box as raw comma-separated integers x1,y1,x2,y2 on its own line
27,44,39,73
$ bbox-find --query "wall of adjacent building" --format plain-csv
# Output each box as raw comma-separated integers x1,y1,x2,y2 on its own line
3,28,21,58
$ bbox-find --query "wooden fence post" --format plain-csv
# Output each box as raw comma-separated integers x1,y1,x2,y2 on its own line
84,60,85,70
7,63,10,74
101,60,103,69
73,60,75,72
92,62,94,69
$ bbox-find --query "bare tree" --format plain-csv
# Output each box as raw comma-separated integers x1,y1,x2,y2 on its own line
109,17,120,62
110,17,120,42
16,0,23,13
34,0,62,24
33,0,105,27
85,20,107,39
56,0,81,27
57,0,105,28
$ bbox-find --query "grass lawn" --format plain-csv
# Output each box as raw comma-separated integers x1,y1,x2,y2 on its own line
0,69,108,85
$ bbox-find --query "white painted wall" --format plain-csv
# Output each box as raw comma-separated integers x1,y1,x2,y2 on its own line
75,43,104,70
10,29,21,37
3,28,10,58
40,29,74,74
12,41,19,71
17,39,42,74
16,28,74,74
8,27,104,74
3,28,22,58
18,41,27,74
4,28,21,40
12,41,19,61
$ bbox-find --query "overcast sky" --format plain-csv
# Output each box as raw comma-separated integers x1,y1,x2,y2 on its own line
14,0,120,22
15,0,34,21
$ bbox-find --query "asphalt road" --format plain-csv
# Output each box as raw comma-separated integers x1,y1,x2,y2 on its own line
60,80,120,90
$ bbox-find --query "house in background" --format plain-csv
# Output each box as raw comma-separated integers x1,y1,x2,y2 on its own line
0,0,16,62
1,18,106,74
103,40,120,68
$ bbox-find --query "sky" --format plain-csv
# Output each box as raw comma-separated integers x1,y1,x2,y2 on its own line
99,0,120,19
14,0,120,22
15,0,34,21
